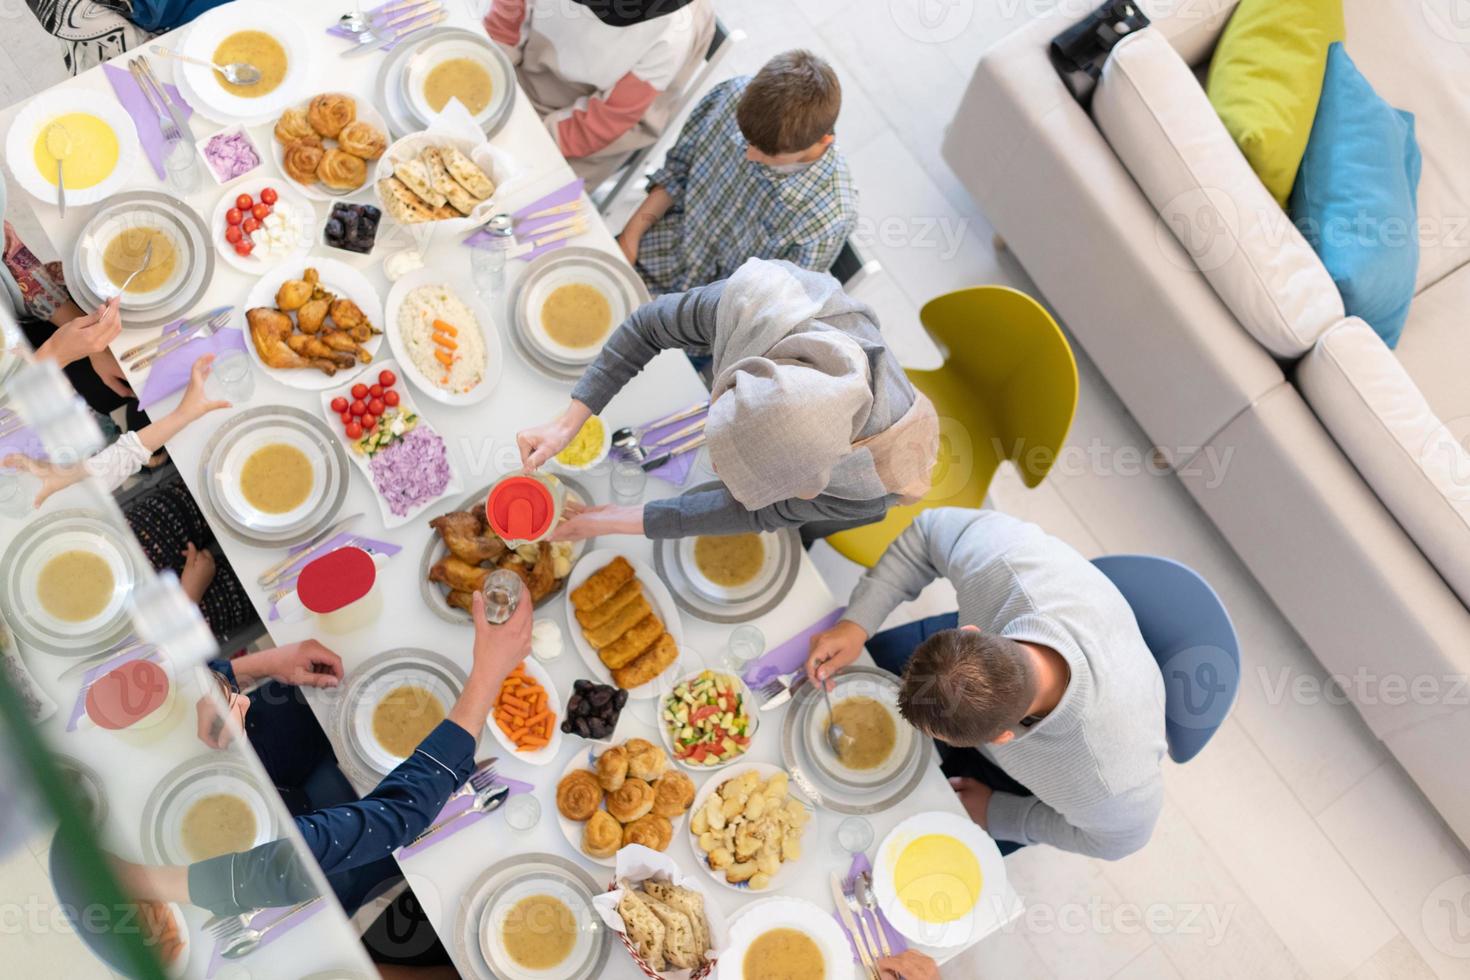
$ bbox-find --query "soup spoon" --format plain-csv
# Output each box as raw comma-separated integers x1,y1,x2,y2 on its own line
817,657,854,758
149,45,262,86
44,123,70,218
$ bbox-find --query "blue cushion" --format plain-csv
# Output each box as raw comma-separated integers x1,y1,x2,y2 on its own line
1289,43,1421,348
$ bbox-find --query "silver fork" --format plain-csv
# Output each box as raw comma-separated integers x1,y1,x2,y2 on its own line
841,874,885,969
128,58,182,143
856,871,892,958
406,774,508,847
756,670,805,711
217,895,324,959
129,308,230,371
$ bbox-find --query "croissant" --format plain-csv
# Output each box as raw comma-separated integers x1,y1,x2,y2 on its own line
317,148,367,192
282,137,325,184
606,777,655,823
556,769,603,822
582,809,622,859
621,813,673,851
651,771,695,818
274,107,315,145
307,93,356,139
337,120,386,160
625,738,668,781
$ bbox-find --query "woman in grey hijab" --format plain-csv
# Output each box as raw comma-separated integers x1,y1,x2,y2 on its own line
517,258,938,542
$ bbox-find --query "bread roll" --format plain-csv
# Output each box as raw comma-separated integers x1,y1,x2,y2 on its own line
595,745,628,792
606,777,655,823
582,809,621,859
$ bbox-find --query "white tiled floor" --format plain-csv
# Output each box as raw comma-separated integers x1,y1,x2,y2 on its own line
4,2,1470,978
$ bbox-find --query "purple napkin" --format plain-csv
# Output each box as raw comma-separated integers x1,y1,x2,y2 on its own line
205,898,326,977
395,774,534,859
101,64,194,181
66,645,157,733
741,607,847,687
326,0,445,54
637,407,705,487
136,326,246,411
465,180,586,260
833,851,907,965
266,534,404,621
0,413,46,463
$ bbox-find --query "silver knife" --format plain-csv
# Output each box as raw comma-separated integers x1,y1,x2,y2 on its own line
832,872,880,979
256,512,364,587
135,56,191,141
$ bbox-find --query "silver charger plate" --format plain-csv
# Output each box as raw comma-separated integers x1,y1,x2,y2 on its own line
377,28,518,140
54,754,108,830
453,853,609,980
780,665,933,816
68,191,214,330
652,483,802,624
139,753,282,865
418,474,596,624
327,648,467,792
0,508,146,657
196,406,350,549
506,247,650,383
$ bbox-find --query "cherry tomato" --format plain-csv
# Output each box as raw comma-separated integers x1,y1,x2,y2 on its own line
345,422,362,440
225,208,243,225
235,193,253,210
349,399,366,416
330,396,348,413
369,384,383,398
224,225,243,244
233,240,253,256
360,413,376,430
242,217,261,234
351,383,369,400
378,370,396,387
383,389,400,407
260,187,278,205
339,411,353,426
251,203,271,221
367,397,384,415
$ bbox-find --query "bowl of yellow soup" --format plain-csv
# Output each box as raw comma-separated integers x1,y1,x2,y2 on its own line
523,265,632,366
481,877,601,980
353,667,458,773
156,766,275,865
872,810,1018,948
720,896,851,980
5,92,138,207
403,37,513,128
25,532,133,636
212,428,328,533
80,212,191,311
170,4,310,121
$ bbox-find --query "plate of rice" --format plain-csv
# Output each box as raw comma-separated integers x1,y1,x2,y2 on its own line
384,268,503,406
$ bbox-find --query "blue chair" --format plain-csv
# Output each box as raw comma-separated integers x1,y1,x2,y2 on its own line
1091,555,1240,763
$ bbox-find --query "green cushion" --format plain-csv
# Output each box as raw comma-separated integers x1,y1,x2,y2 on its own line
1206,0,1344,206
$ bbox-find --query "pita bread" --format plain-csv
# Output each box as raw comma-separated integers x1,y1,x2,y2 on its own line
392,157,446,208
443,178,480,216
643,895,698,970
441,145,495,199
377,177,436,224
616,884,666,972
420,147,459,201
642,880,709,958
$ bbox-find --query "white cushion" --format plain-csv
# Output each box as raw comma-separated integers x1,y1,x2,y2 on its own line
1141,0,1240,66
1296,318,1470,606
1393,263,1470,427
1093,28,1344,359
1343,0,1470,293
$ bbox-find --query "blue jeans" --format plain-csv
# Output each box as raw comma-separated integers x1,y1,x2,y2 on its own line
868,613,1030,855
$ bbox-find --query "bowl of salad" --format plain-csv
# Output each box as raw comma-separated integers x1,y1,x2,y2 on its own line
658,668,757,770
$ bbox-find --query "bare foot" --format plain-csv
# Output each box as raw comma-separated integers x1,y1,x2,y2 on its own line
179,543,216,603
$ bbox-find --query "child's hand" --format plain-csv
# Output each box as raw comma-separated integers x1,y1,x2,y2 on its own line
178,354,231,421
1,452,81,507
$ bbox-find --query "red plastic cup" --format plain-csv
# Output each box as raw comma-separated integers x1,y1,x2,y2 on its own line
486,475,557,544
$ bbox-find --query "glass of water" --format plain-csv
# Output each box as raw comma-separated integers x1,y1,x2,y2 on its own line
210,349,255,402
609,458,647,504
723,624,765,675
504,793,540,832
164,139,202,195
834,815,874,856
0,469,38,519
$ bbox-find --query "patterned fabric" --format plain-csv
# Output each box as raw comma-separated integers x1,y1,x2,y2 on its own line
25,0,150,75
637,77,859,295
3,222,70,321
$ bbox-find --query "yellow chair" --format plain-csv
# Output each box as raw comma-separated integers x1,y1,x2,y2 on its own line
828,286,1079,567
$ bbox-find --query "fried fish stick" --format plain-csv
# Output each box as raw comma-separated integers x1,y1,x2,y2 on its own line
571,557,635,611
586,594,655,649
613,633,679,690
575,580,643,630
597,614,664,670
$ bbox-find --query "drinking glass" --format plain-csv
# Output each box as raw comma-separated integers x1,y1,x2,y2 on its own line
609,459,647,504
210,349,255,402
164,139,202,195
481,568,525,625
504,793,540,832
722,624,765,675
834,815,874,856
0,469,38,519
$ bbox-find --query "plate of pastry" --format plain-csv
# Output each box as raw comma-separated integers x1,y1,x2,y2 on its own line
271,93,389,200
374,131,510,231
244,258,383,389
554,738,695,868
564,552,687,700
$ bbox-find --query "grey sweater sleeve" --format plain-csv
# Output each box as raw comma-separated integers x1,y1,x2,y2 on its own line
643,488,888,539
843,510,964,636
569,280,726,413
986,779,1164,860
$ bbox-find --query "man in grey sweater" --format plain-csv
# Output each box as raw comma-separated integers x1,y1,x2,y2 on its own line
805,508,1167,860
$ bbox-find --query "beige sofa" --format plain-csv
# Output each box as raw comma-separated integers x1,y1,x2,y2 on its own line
944,0,1470,846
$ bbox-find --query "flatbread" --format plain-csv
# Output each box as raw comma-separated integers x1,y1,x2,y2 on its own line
641,880,709,957
443,179,480,216
441,145,495,199
643,896,698,970
420,146,459,200
376,177,435,224
616,885,666,972
392,156,446,208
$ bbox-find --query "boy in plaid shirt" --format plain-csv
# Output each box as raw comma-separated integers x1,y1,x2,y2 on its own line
619,50,859,295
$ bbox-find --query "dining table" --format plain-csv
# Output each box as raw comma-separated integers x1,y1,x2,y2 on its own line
0,1,1018,976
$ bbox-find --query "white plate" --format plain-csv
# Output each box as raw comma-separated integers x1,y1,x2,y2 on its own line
486,656,563,766
802,671,914,789
158,774,275,866
685,762,813,894
872,810,1018,949
18,530,133,637
173,4,313,124
523,265,630,366
269,93,390,202
479,874,600,980
209,177,317,273
375,128,517,236
718,896,855,980
5,90,137,207
675,532,784,605
317,359,463,529
562,549,686,701
79,210,191,310
383,267,505,406
554,745,690,869
211,422,331,533
403,37,514,129
243,256,383,390
351,664,459,773
655,667,759,772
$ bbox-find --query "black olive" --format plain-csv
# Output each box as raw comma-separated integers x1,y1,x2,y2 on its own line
614,690,628,708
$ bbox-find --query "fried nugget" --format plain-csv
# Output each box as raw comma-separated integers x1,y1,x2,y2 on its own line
571,557,635,611
597,615,665,671
613,633,679,690
586,593,655,649
575,580,643,630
